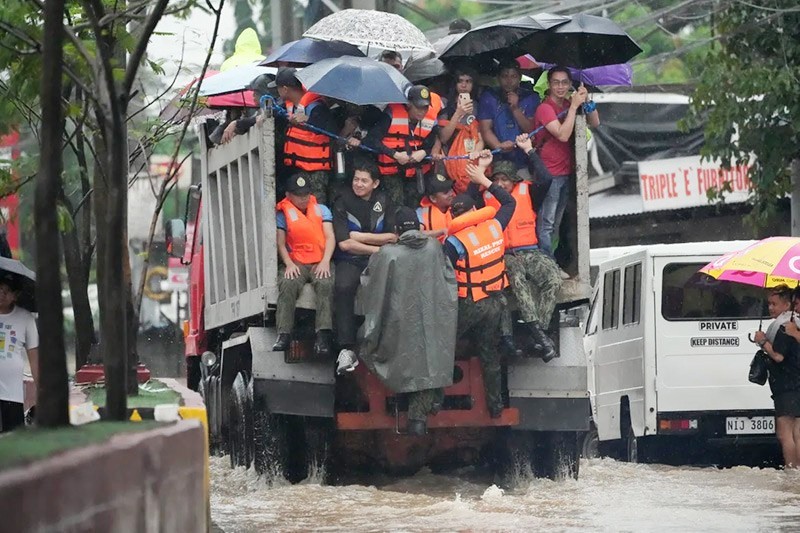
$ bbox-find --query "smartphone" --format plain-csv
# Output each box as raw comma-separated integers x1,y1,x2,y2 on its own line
458,92,471,105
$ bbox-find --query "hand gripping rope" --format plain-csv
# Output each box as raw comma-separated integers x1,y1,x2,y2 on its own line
259,95,597,162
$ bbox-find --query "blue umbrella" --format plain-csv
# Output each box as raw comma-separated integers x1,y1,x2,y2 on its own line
197,64,277,97
261,38,365,67
295,56,412,106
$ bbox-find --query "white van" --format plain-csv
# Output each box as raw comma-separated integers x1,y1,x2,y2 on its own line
585,241,775,462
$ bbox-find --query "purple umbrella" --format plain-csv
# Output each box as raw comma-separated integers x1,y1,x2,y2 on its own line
538,60,633,86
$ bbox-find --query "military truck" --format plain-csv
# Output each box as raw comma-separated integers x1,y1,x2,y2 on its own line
166,107,593,482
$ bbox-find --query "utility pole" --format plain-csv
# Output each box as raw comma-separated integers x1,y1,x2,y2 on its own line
792,158,800,237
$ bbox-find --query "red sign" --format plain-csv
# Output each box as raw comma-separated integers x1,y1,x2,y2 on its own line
0,131,21,254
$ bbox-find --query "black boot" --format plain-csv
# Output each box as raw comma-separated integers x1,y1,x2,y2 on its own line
272,333,291,351
407,419,427,436
314,330,332,358
519,322,544,354
529,322,557,362
500,335,521,358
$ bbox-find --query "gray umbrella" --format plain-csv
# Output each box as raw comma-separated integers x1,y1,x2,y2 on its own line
303,9,434,53
0,257,35,312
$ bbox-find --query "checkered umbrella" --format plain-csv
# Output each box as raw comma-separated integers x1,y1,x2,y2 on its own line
303,9,434,53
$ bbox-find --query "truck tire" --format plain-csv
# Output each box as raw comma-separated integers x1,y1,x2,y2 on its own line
303,417,335,484
581,427,600,459
228,372,254,469
252,396,304,482
540,431,580,480
625,425,640,463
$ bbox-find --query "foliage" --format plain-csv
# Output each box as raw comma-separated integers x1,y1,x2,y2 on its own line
685,0,800,227
612,3,712,85
403,0,486,32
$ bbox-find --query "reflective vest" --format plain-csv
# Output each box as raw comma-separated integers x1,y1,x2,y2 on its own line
377,93,443,178
417,196,452,242
276,195,326,264
483,182,538,250
448,209,508,302
283,92,332,172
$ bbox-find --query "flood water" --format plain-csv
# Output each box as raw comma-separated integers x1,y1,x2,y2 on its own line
210,456,800,532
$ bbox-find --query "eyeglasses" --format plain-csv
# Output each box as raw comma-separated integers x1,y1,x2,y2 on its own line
550,79,571,87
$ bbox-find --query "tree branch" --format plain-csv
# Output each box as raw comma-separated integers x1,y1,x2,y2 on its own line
123,0,169,96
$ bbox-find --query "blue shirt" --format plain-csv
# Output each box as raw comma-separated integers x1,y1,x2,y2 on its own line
477,87,540,169
276,204,333,231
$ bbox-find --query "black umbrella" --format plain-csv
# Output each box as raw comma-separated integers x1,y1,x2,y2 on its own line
296,56,411,106
403,58,446,83
515,13,642,69
438,13,569,59
260,38,365,67
0,257,35,312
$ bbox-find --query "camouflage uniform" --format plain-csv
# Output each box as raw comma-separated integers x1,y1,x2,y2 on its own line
276,264,334,334
305,170,331,206
381,174,424,208
457,294,505,411
407,388,444,421
505,249,562,326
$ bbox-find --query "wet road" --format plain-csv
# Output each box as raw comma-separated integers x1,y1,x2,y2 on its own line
210,456,800,532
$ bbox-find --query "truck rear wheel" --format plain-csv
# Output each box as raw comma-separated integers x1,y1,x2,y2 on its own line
228,372,254,468
539,431,580,480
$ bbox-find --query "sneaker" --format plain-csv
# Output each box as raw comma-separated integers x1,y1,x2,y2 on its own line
336,349,359,375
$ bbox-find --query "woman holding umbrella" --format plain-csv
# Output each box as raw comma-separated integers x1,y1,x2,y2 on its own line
0,272,38,432
753,286,800,468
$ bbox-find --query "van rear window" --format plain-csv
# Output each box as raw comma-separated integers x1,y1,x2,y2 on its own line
661,263,767,321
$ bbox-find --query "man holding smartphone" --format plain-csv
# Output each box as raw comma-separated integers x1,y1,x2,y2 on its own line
478,59,540,174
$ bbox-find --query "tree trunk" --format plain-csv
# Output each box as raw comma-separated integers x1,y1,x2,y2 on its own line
35,0,69,427
62,224,96,370
92,138,108,367
791,158,800,237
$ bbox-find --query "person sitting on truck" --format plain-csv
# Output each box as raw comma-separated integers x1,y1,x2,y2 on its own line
754,285,800,468
472,154,561,362
271,173,336,357
333,157,396,374
443,151,516,418
532,67,599,255
271,67,337,205
438,66,484,194
219,73,274,144
416,172,455,242
364,85,443,208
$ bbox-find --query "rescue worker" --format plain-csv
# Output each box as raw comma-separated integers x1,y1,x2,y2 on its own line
443,151,516,418
272,173,336,357
416,172,455,242
366,85,443,208
358,207,457,436
271,67,336,204
333,158,397,374
478,154,561,362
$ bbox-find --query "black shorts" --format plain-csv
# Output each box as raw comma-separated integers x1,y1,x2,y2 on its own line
0,400,24,432
773,391,800,418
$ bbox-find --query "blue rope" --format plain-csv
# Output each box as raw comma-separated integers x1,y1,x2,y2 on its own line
258,95,597,162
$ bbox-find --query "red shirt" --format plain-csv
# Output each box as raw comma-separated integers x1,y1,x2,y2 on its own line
533,97,573,176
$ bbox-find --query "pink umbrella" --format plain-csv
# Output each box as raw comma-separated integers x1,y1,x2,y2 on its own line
159,70,257,123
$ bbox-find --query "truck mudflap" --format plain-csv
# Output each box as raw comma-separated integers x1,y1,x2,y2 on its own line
507,309,591,431
242,327,336,418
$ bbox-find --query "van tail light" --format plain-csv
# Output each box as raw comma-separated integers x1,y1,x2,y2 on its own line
659,418,698,432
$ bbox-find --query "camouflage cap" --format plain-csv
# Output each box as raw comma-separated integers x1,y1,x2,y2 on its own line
491,160,521,182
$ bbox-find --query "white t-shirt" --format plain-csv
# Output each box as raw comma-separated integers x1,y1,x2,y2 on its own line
0,307,39,403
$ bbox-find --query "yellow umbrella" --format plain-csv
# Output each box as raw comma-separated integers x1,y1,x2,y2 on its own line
699,237,800,288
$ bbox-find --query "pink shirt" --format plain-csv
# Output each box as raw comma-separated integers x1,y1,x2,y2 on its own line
533,97,573,176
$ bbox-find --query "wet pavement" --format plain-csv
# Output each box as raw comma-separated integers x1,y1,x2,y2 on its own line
210,455,800,532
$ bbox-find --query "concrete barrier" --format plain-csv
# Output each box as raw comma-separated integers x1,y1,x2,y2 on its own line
0,420,207,532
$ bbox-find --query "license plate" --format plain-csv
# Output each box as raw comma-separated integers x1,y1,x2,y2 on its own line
725,416,774,435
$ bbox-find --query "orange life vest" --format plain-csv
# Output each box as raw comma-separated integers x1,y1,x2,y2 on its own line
483,182,538,250
440,118,482,193
417,196,452,242
283,92,332,172
377,92,443,178
276,195,326,264
448,208,507,301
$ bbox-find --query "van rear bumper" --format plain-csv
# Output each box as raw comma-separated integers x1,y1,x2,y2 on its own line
657,410,775,444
